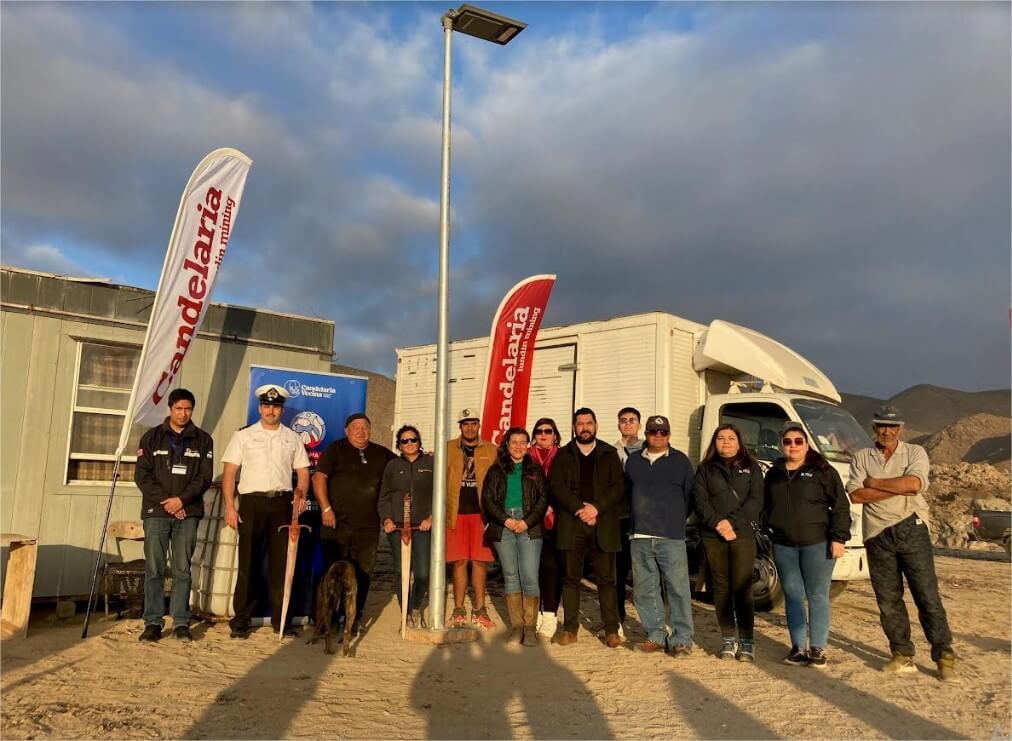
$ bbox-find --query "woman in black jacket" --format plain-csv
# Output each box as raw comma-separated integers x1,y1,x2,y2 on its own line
764,422,852,669
482,427,549,646
694,424,764,662
378,425,434,627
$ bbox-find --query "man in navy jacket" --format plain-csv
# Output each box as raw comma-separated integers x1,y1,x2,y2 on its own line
625,415,695,655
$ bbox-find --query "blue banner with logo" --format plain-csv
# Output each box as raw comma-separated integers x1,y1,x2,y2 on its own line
246,365,367,619
247,366,367,467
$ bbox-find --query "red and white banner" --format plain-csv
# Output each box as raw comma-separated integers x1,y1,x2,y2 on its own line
119,148,252,445
479,275,556,446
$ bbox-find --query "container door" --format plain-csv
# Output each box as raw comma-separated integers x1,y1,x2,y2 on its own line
525,344,577,441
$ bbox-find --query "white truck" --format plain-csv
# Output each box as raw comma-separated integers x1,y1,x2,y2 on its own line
393,311,871,607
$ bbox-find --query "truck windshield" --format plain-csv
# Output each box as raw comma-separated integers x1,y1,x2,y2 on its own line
793,399,872,462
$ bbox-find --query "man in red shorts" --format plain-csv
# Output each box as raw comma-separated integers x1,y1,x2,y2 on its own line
445,409,497,629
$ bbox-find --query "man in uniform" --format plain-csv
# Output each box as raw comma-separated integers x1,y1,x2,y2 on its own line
847,405,958,681
551,407,625,647
135,388,213,643
312,413,394,635
445,409,497,629
222,384,310,638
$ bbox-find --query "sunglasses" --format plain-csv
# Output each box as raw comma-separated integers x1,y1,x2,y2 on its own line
619,417,639,424
647,430,670,436
782,437,806,447
534,428,554,435
398,437,419,445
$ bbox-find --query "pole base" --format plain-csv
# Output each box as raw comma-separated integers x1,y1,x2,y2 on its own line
403,625,480,644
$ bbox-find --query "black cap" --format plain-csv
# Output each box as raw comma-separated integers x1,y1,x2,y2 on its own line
345,412,371,427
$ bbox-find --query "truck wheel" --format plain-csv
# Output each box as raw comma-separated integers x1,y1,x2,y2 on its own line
829,580,848,599
752,552,783,612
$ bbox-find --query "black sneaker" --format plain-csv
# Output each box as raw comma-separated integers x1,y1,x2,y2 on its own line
783,646,809,666
173,626,193,642
138,625,162,643
229,626,251,640
719,637,738,660
807,646,828,669
737,639,756,662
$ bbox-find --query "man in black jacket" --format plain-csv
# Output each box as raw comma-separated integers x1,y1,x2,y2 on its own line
134,388,213,643
550,408,625,647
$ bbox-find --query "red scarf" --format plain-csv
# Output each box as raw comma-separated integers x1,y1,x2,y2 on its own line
528,444,559,530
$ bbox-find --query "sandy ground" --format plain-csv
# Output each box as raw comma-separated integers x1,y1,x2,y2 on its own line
2,552,1009,740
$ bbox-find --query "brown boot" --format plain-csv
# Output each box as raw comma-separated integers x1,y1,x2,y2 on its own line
557,631,578,646
504,593,523,643
522,596,539,647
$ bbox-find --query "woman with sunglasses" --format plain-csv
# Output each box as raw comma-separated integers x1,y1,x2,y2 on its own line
378,425,433,627
528,417,563,639
694,423,764,661
481,426,549,645
763,423,852,668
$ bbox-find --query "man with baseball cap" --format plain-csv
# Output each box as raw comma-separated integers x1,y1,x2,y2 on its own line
445,409,497,629
847,405,958,681
221,384,310,638
312,412,394,634
624,415,696,656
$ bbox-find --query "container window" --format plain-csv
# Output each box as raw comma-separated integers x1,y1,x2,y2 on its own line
67,341,145,485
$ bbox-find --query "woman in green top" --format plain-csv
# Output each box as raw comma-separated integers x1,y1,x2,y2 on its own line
482,426,549,645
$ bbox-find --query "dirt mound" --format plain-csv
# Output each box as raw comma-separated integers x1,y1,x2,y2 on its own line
924,462,1012,548
921,413,1011,465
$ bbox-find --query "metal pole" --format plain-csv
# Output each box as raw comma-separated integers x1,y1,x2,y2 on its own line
428,10,455,631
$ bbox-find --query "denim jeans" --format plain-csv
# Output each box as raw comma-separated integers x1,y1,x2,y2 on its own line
388,529,432,611
143,516,198,629
865,515,953,661
773,541,835,650
494,507,543,596
631,537,693,648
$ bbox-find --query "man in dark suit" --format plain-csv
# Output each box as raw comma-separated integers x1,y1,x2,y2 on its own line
549,407,626,647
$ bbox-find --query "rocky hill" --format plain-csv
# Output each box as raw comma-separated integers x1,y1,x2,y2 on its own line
841,384,1009,439
920,413,1011,467
925,462,1011,548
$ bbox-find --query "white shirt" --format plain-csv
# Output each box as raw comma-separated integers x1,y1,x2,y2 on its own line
222,422,310,494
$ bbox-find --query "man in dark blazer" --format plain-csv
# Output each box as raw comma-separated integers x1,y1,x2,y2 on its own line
550,407,626,647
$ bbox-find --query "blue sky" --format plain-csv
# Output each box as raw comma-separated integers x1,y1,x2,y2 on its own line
2,1,1009,397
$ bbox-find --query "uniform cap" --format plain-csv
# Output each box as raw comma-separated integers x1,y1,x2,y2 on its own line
255,384,288,405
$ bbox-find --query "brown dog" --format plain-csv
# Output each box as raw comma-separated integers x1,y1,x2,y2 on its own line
307,560,358,656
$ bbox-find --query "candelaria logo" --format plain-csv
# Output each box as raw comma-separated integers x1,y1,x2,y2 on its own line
291,411,326,449
284,379,302,398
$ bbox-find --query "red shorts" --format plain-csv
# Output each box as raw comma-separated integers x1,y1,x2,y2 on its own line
446,513,495,563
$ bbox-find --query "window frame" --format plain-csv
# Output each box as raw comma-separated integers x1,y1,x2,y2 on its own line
65,339,142,487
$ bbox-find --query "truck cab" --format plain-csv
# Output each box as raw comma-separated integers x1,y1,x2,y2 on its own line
694,320,870,597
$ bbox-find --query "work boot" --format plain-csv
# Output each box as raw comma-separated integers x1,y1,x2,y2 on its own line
138,625,162,643
936,651,960,683
522,596,539,647
557,631,578,646
504,593,523,643
172,625,193,642
882,652,917,674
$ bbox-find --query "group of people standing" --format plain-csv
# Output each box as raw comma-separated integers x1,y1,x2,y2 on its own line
134,385,957,681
